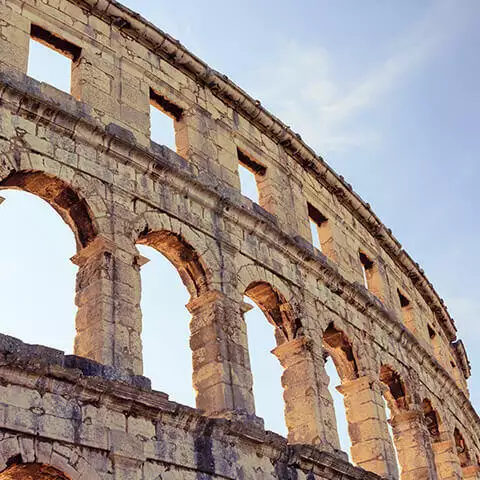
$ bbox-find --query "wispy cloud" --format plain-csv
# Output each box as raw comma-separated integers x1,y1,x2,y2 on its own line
250,1,470,154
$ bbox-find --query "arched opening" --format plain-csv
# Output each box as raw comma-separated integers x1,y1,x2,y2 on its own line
454,427,470,468
1,171,96,249
379,365,414,477
422,399,441,442
0,171,96,353
324,358,350,457
244,282,300,344
379,365,409,414
243,281,297,436
243,296,286,435
137,230,210,407
323,323,359,459
138,231,208,298
323,323,358,381
0,462,70,479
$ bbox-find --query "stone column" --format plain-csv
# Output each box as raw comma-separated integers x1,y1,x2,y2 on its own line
72,236,144,375
390,409,438,480
187,290,256,416
337,375,399,479
431,439,462,480
71,52,120,122
0,4,30,72
175,104,219,174
272,337,340,450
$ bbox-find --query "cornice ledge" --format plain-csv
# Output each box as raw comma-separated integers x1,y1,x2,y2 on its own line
453,340,471,379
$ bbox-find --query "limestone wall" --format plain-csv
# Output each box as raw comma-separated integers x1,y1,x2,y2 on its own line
0,0,478,479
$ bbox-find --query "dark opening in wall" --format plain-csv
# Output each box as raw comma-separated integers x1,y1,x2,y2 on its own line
359,251,374,272
454,428,470,467
237,148,266,205
422,399,441,441
397,288,416,331
150,88,183,151
358,250,385,300
359,251,376,290
0,462,71,479
397,289,410,308
380,365,408,411
237,149,267,176
150,88,183,121
307,203,336,260
28,25,81,94
428,324,436,339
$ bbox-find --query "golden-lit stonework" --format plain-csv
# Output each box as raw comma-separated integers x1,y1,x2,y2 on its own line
0,1,478,478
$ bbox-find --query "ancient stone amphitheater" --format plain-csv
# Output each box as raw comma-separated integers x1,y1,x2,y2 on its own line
0,1,478,479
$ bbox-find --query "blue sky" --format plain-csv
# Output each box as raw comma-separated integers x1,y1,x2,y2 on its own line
1,0,479,457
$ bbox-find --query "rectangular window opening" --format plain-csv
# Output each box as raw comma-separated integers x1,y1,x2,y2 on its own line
397,288,415,330
28,25,81,95
427,324,436,340
150,88,183,152
237,149,265,205
309,217,322,250
397,289,410,308
308,203,328,252
359,251,374,289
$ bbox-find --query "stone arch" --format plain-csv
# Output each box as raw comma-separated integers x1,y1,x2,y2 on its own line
454,427,471,467
134,213,250,414
0,439,101,480
0,169,101,364
134,211,220,296
322,322,359,382
138,229,209,299
0,170,97,249
244,281,300,343
379,364,409,413
324,326,402,478
422,398,441,442
0,463,70,479
379,366,440,478
321,322,358,464
135,226,214,406
237,262,295,303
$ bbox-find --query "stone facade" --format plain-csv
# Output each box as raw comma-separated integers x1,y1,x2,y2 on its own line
0,0,478,478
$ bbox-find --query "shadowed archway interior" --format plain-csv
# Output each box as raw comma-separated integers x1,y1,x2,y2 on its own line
0,463,70,480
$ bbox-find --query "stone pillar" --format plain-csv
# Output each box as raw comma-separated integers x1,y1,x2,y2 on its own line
272,337,340,450
72,236,144,375
175,104,219,173
71,53,119,120
390,409,438,480
0,4,30,72
431,439,462,480
337,375,399,479
187,290,256,416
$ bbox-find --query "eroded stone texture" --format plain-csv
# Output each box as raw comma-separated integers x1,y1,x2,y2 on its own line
0,0,478,478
